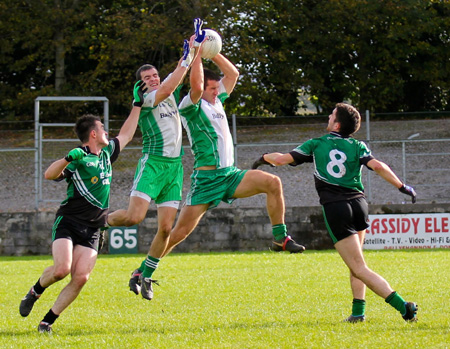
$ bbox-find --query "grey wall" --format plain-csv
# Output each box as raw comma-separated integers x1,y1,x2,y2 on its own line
1,203,448,256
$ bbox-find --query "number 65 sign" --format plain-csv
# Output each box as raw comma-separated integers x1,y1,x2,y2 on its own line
108,226,138,254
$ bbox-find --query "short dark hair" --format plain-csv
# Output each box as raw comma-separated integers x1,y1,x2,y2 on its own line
335,103,361,136
203,68,221,89
136,64,156,80
75,114,101,143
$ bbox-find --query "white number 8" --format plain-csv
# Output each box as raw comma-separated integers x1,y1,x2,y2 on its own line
326,149,347,178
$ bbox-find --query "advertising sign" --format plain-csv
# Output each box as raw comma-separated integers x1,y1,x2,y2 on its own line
364,213,450,250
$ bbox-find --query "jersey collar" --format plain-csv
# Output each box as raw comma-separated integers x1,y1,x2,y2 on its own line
330,131,350,138
80,145,92,154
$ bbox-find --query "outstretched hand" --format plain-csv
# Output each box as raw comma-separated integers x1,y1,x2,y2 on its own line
193,18,205,47
65,148,86,162
251,154,275,169
181,39,194,68
399,183,417,203
133,80,148,107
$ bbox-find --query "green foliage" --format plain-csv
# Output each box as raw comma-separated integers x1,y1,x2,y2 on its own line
1,250,449,347
0,0,224,121
1,0,449,120
219,0,450,115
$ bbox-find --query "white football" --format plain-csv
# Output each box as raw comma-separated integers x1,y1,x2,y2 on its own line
201,29,222,59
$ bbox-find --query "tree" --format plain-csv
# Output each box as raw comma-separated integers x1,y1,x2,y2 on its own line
215,0,450,114
0,0,103,120
1,0,449,121
0,0,224,121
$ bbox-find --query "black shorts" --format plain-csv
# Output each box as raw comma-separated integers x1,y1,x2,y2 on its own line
322,197,369,244
52,216,101,251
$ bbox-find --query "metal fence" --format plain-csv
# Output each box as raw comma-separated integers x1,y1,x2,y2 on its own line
0,112,449,212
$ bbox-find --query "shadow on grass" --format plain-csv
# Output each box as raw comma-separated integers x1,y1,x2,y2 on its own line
27,317,433,338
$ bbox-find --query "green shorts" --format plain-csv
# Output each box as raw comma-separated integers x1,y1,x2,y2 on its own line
185,166,247,209
131,154,183,204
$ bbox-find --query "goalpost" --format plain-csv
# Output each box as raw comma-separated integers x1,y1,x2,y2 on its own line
34,96,109,210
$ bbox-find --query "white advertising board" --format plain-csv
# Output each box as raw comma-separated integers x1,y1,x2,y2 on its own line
364,213,450,250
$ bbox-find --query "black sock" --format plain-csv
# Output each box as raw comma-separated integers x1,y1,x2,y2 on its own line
33,278,46,295
42,309,59,325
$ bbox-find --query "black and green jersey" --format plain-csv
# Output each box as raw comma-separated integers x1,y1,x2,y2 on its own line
290,132,374,204
56,138,120,227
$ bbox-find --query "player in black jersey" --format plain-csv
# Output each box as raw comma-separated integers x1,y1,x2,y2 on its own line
253,103,418,323
19,81,146,333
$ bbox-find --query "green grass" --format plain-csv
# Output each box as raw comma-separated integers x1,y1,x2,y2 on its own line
1,250,449,348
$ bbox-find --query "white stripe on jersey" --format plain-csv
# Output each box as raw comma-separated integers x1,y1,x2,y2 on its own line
131,154,149,192
72,169,104,209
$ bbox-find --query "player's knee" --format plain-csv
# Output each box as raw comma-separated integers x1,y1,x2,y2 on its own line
125,212,146,226
157,224,172,238
351,265,369,280
53,267,70,280
72,273,90,288
125,218,140,226
266,175,283,194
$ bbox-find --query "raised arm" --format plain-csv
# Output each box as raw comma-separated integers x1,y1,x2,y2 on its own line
211,53,239,95
189,47,204,104
116,107,141,151
116,81,147,150
154,18,204,106
187,18,206,104
153,41,193,106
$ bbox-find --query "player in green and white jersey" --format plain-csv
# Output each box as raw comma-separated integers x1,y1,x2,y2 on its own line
107,21,203,300
19,81,144,333
134,40,306,301
253,103,418,323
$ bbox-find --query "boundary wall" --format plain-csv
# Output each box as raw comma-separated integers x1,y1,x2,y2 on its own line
1,203,448,256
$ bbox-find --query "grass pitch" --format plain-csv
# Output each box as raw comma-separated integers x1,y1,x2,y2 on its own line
1,249,449,348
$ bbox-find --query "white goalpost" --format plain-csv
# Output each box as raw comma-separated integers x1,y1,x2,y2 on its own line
34,96,109,210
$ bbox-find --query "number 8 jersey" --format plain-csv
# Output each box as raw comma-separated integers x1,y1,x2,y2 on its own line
290,131,374,204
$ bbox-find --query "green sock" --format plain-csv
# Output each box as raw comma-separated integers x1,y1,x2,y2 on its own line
138,259,146,272
385,291,407,315
142,255,160,278
352,299,366,317
272,224,287,241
